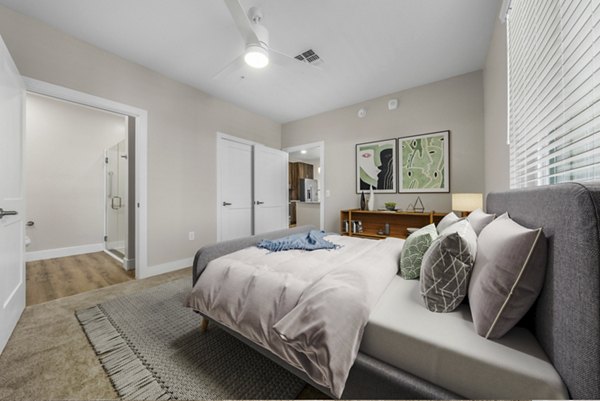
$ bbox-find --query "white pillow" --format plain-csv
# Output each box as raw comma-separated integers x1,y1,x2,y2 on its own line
436,212,460,233
466,208,495,235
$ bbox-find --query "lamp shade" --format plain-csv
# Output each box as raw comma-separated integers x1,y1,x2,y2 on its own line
452,193,483,212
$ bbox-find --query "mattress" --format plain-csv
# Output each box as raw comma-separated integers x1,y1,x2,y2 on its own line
187,234,402,397
360,276,569,399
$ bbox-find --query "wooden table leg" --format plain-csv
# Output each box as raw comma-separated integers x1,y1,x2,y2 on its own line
200,317,209,333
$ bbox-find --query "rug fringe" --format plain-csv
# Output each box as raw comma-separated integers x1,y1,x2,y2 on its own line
76,306,172,401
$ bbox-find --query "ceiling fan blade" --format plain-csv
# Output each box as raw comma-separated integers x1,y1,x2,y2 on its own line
269,48,322,71
223,0,260,45
212,54,247,81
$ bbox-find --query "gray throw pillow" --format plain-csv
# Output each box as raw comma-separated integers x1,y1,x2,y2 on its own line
436,212,460,233
466,208,496,235
420,220,477,313
399,224,437,280
468,213,547,339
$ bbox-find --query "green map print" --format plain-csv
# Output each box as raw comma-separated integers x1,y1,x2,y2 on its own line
402,135,445,189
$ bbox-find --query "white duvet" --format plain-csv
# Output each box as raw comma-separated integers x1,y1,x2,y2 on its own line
186,234,403,397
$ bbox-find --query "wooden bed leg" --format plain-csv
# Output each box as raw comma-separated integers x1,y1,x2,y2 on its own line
199,317,209,333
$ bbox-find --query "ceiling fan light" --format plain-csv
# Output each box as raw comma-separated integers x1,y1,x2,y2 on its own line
244,45,269,68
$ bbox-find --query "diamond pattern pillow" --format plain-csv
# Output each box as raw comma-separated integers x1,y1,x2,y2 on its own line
420,220,477,313
399,224,437,279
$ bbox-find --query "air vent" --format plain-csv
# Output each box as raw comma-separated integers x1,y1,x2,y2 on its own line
294,49,323,65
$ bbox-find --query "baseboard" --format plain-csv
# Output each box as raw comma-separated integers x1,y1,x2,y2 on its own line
123,257,135,271
139,257,193,279
26,243,105,262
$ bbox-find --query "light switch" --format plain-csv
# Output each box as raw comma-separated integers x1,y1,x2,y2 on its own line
325,190,331,198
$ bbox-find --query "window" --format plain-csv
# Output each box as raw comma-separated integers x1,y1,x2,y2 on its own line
507,0,600,188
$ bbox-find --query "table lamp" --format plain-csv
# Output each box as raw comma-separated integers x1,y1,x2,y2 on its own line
452,193,483,217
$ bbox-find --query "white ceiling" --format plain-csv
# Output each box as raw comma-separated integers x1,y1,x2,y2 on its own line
0,0,501,123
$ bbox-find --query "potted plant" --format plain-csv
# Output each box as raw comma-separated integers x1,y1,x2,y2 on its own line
384,202,397,211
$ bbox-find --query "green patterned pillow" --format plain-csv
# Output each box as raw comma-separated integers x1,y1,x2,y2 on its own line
399,224,438,279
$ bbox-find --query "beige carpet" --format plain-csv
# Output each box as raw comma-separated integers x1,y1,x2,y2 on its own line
0,268,190,400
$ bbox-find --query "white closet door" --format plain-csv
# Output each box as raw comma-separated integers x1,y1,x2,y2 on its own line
0,34,25,355
254,145,288,235
218,138,253,241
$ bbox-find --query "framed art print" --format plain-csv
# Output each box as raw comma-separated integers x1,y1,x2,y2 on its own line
356,138,397,193
398,130,450,193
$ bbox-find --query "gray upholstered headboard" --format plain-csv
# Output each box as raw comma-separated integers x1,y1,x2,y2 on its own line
487,182,600,399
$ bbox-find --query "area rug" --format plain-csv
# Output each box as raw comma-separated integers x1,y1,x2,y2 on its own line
75,278,306,400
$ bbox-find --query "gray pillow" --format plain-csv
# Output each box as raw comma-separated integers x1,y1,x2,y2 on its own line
466,208,496,235
420,220,477,313
436,212,460,233
399,224,437,280
468,213,547,339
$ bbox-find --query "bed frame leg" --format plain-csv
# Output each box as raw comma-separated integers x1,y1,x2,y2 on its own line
199,317,209,333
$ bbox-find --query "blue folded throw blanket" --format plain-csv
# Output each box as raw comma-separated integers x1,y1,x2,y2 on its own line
257,230,340,252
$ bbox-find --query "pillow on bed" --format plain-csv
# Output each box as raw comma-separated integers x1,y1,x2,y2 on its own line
420,220,477,313
466,208,495,235
436,212,460,233
468,213,547,339
399,224,437,280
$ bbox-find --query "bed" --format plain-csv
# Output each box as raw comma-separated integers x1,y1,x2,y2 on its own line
187,182,600,399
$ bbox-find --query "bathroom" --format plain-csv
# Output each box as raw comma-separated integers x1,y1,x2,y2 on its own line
25,93,135,303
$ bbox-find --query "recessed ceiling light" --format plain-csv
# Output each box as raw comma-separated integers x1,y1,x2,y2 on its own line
300,150,307,154
244,45,269,68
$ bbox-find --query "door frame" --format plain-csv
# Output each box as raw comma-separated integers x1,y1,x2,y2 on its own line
23,77,148,279
216,132,258,242
283,141,325,230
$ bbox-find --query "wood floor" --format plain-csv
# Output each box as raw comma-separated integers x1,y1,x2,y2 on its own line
26,251,135,306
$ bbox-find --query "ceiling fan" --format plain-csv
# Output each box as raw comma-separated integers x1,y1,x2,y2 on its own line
214,0,319,78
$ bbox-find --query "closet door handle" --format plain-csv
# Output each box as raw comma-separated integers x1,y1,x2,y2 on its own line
222,202,232,206
256,201,264,205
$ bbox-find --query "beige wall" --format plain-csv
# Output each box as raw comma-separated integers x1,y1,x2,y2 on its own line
483,16,510,194
0,5,281,270
26,93,126,252
282,71,485,232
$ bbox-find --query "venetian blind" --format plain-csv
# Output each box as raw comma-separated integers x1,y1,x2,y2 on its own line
508,0,600,188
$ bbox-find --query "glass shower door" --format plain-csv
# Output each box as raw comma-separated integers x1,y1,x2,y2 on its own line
105,140,127,260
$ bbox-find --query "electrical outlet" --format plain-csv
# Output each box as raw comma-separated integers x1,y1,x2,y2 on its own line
188,231,195,241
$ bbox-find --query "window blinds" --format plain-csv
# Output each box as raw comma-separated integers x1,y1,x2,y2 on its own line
508,0,600,188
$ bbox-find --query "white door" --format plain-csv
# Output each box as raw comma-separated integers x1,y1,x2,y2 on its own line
254,145,288,235
218,138,253,241
0,35,25,354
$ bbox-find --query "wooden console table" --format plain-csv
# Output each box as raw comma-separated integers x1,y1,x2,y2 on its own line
340,209,447,240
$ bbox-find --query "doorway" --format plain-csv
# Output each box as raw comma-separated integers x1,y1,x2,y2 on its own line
23,77,149,278
25,93,135,269
284,142,325,230
24,93,137,303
